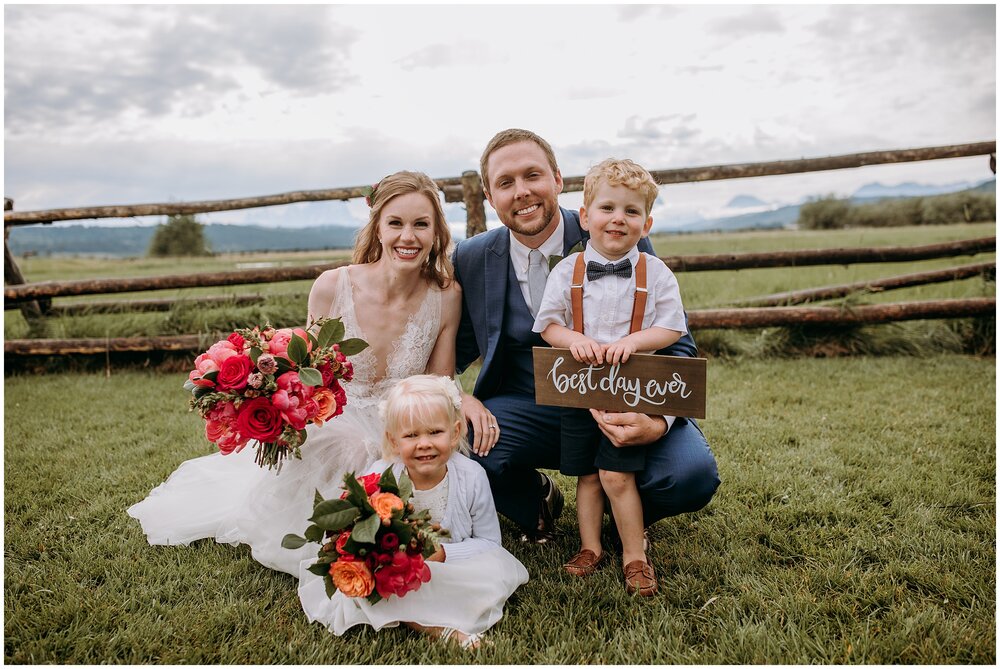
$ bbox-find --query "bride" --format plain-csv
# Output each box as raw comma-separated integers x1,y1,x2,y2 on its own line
128,171,498,576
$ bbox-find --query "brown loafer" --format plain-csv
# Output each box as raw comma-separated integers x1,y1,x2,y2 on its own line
563,549,606,577
623,559,658,596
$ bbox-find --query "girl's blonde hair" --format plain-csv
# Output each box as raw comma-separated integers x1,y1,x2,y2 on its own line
379,374,469,460
352,171,454,289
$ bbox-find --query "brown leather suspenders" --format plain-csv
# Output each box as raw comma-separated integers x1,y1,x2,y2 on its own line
570,253,648,335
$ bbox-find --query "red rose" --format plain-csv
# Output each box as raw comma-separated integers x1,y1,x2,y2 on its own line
236,397,284,442
358,472,381,496
374,551,431,599
333,530,353,556
216,354,253,391
227,332,246,349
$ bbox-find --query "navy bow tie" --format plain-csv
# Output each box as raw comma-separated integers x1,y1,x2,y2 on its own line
586,258,632,281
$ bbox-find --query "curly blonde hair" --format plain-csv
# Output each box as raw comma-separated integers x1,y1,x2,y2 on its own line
352,171,454,288
583,158,659,216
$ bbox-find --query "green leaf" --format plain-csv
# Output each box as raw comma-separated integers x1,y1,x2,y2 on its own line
275,357,294,375
365,591,383,605
323,574,338,598
287,334,308,365
343,472,375,512
298,366,323,387
281,534,308,549
182,379,196,393
202,370,218,383
568,240,586,255
308,562,331,578
310,499,361,532
314,488,325,507
337,338,369,357
389,518,412,546
192,385,214,400
397,469,414,503
377,467,399,495
548,254,564,271
316,318,345,349
249,347,262,364
351,513,381,544
304,524,324,543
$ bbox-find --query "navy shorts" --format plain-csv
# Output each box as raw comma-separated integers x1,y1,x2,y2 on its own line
559,407,646,476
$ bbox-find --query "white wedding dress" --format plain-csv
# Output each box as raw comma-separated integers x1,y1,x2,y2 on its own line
128,270,443,576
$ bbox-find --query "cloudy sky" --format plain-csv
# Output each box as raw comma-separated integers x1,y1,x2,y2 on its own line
4,3,996,233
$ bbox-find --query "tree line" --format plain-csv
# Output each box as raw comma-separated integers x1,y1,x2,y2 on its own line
797,188,995,230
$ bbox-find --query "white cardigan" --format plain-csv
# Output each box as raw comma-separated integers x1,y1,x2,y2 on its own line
362,453,502,562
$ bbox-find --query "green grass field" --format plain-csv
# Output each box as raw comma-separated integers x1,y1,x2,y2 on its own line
4,357,994,664
4,222,996,663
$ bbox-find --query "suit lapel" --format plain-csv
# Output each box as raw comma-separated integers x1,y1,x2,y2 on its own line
562,207,586,255
484,229,509,362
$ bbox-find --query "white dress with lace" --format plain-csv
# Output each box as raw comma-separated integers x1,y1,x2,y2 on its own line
128,269,442,576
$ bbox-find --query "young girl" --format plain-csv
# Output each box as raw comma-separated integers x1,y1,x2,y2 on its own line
296,375,528,649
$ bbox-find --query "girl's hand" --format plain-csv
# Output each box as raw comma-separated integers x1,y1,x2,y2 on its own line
426,544,446,562
461,392,499,457
569,338,605,365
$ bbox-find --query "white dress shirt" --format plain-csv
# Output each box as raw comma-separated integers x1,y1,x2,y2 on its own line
508,212,565,313
531,243,687,343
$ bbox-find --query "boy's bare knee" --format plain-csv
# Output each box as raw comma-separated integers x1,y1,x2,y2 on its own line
599,469,634,495
577,472,601,490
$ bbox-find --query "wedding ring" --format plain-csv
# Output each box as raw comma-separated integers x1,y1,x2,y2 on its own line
489,424,497,430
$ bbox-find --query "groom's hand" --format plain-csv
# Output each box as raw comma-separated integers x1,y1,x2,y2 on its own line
461,392,500,456
589,409,668,448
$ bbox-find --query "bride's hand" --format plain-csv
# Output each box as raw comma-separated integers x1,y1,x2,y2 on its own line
461,392,500,457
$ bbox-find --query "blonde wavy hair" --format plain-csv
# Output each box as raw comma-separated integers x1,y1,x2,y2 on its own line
352,171,454,288
583,158,659,216
379,374,469,461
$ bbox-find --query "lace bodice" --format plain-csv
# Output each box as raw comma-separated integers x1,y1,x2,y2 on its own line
327,268,442,410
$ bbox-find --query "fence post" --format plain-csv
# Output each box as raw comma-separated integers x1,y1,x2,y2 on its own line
461,171,487,238
3,198,47,329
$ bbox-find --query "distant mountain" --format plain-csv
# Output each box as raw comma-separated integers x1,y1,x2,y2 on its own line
851,180,973,199
7,223,360,257
725,194,768,208
671,179,995,233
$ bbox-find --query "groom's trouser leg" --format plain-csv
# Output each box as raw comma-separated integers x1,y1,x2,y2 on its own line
636,417,721,526
468,394,561,532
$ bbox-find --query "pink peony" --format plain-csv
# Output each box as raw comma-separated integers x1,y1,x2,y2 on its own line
266,328,311,360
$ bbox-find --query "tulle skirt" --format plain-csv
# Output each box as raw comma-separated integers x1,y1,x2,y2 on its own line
297,545,529,636
127,402,384,576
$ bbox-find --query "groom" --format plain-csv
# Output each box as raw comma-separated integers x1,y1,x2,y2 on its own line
453,128,720,542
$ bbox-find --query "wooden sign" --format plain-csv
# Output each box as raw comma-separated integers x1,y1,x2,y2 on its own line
532,347,707,419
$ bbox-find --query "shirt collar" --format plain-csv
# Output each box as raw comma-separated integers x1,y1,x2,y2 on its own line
583,241,641,266
509,209,565,270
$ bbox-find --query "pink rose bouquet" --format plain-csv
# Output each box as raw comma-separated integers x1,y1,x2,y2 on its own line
184,317,366,470
282,467,450,604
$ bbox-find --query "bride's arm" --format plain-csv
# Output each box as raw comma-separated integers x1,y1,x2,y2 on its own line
424,282,462,378
306,267,342,331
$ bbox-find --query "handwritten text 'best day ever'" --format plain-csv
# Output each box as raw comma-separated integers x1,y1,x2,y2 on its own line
531,347,707,419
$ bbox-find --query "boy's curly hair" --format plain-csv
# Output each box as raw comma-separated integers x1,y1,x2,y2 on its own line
583,158,659,216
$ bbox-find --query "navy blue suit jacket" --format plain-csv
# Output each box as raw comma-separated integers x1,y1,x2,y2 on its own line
452,206,697,399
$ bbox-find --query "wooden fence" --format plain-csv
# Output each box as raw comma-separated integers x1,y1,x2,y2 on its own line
4,141,996,358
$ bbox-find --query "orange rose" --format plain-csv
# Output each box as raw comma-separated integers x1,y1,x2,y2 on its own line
310,387,339,426
370,492,404,522
330,559,374,598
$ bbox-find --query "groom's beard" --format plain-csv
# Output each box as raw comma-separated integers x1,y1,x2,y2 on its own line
497,199,558,238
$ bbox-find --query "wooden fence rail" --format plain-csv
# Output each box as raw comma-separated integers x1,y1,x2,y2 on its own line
5,297,993,357
4,237,994,305
3,141,994,227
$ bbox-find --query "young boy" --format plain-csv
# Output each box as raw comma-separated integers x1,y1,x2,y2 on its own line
532,158,687,596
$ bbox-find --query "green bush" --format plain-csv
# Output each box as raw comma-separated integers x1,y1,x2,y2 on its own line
148,214,211,257
798,190,996,229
